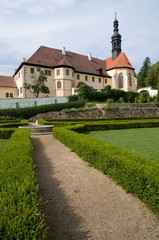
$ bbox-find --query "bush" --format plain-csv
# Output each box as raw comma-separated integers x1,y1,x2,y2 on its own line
0,129,46,239
68,95,79,102
106,98,114,103
53,126,159,213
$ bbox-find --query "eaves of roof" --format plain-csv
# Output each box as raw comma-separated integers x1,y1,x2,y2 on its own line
13,46,111,78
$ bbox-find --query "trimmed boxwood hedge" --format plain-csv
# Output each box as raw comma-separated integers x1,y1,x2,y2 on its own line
40,118,159,130
0,119,28,128
0,129,46,239
0,128,15,139
53,126,159,213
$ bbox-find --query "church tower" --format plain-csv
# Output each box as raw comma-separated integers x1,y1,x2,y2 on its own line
111,13,122,60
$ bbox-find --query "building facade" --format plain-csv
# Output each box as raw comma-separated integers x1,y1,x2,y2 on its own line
0,16,137,99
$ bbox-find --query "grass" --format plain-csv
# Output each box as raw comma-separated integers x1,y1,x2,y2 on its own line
87,127,159,162
0,139,8,152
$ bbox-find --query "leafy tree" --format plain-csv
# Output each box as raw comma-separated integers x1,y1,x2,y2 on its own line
104,85,111,93
146,61,159,89
137,57,151,88
78,84,92,100
24,69,50,97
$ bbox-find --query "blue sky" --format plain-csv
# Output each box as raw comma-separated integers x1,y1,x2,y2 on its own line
0,0,159,76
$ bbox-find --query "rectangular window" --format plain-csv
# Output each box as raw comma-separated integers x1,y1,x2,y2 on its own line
57,69,60,75
92,77,95,82
105,79,107,84
99,78,101,83
30,68,34,74
45,70,51,76
77,74,80,80
5,93,9,98
85,76,88,81
10,93,13,98
66,69,69,76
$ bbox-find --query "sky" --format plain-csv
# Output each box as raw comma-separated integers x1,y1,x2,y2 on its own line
0,0,159,76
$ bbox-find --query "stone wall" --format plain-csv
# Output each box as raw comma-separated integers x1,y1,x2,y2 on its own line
29,103,159,122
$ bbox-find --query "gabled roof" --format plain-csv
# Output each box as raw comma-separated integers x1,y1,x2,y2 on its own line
0,75,17,88
16,46,111,77
55,58,74,69
106,52,134,71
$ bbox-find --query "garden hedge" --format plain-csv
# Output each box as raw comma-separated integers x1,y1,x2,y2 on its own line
0,129,46,239
0,128,15,139
0,119,28,128
0,100,86,119
40,117,159,129
53,127,159,213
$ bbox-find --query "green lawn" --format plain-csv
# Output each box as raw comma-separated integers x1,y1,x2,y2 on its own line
87,128,159,162
0,139,8,152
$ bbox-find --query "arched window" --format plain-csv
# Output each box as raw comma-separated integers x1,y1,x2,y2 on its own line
57,81,61,89
128,73,132,86
118,73,123,88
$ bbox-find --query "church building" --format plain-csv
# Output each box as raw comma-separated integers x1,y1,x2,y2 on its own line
106,15,137,91
0,16,137,99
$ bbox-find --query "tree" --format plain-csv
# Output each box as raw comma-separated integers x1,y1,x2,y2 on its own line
146,61,159,89
78,84,92,100
24,69,50,97
137,57,151,88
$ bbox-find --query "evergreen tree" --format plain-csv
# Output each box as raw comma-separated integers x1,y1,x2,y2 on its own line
146,61,159,89
137,57,151,88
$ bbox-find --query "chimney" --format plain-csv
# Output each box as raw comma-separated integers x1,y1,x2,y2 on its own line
62,47,66,56
88,53,92,61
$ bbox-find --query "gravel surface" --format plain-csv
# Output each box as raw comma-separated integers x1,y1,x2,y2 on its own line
32,134,159,240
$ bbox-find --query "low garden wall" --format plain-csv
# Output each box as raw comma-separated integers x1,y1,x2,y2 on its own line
30,103,159,121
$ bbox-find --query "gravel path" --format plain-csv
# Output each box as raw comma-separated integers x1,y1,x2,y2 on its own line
32,134,159,240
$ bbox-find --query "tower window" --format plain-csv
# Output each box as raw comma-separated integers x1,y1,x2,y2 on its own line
66,69,69,75
57,81,61,89
56,69,60,75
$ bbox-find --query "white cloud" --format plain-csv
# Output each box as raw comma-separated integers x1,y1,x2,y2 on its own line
0,0,159,75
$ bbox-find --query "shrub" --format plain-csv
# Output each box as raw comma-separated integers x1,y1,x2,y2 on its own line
106,98,114,103
53,127,159,213
0,129,46,239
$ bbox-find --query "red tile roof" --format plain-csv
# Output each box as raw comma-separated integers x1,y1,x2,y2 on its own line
0,75,17,88
106,52,134,70
22,46,111,77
